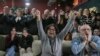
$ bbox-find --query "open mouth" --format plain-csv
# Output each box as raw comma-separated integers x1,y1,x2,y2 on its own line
49,33,54,35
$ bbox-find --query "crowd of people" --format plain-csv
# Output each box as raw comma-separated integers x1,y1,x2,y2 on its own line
0,5,100,56
5,27,33,56
0,6,100,35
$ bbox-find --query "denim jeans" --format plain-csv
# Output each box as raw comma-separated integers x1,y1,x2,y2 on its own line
6,45,15,56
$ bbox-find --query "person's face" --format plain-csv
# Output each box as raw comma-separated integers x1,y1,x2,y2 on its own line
83,9,90,15
50,10,55,16
3,6,9,14
65,6,70,12
11,28,16,35
47,26,56,38
24,9,28,14
22,30,28,37
79,25,91,36
31,8,36,15
93,29,100,36
59,10,64,15
16,10,22,16
44,9,49,15
9,9,13,15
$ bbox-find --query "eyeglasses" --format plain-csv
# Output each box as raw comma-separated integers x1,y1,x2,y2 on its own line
81,28,91,31
48,29,56,31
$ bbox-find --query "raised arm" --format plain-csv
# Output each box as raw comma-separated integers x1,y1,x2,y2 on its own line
58,11,75,40
36,10,46,40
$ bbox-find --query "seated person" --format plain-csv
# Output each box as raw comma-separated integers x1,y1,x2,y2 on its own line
71,24,100,56
37,10,74,56
19,28,33,56
5,27,19,56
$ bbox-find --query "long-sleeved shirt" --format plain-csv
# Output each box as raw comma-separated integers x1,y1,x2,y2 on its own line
37,17,74,56
19,35,33,49
71,35,100,56
5,34,19,52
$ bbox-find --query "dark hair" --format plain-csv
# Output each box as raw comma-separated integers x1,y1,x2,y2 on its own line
23,28,30,33
91,11,96,16
9,27,16,33
8,27,16,37
96,13,100,16
45,24,59,34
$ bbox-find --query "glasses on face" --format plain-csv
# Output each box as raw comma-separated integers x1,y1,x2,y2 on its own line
48,28,56,31
81,28,91,31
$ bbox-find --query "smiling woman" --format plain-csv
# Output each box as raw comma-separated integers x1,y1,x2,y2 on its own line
0,0,100,56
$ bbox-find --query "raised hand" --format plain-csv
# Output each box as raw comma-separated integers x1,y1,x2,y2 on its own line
59,10,64,15
36,10,40,17
87,30,92,42
36,10,41,20
69,10,76,20
83,33,88,42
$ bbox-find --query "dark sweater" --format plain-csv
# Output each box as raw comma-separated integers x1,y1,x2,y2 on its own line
5,34,19,52
19,35,33,49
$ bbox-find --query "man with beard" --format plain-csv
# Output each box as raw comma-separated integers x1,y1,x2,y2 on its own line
72,24,100,56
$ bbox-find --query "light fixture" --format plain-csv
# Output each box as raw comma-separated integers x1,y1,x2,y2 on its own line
25,2,30,6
